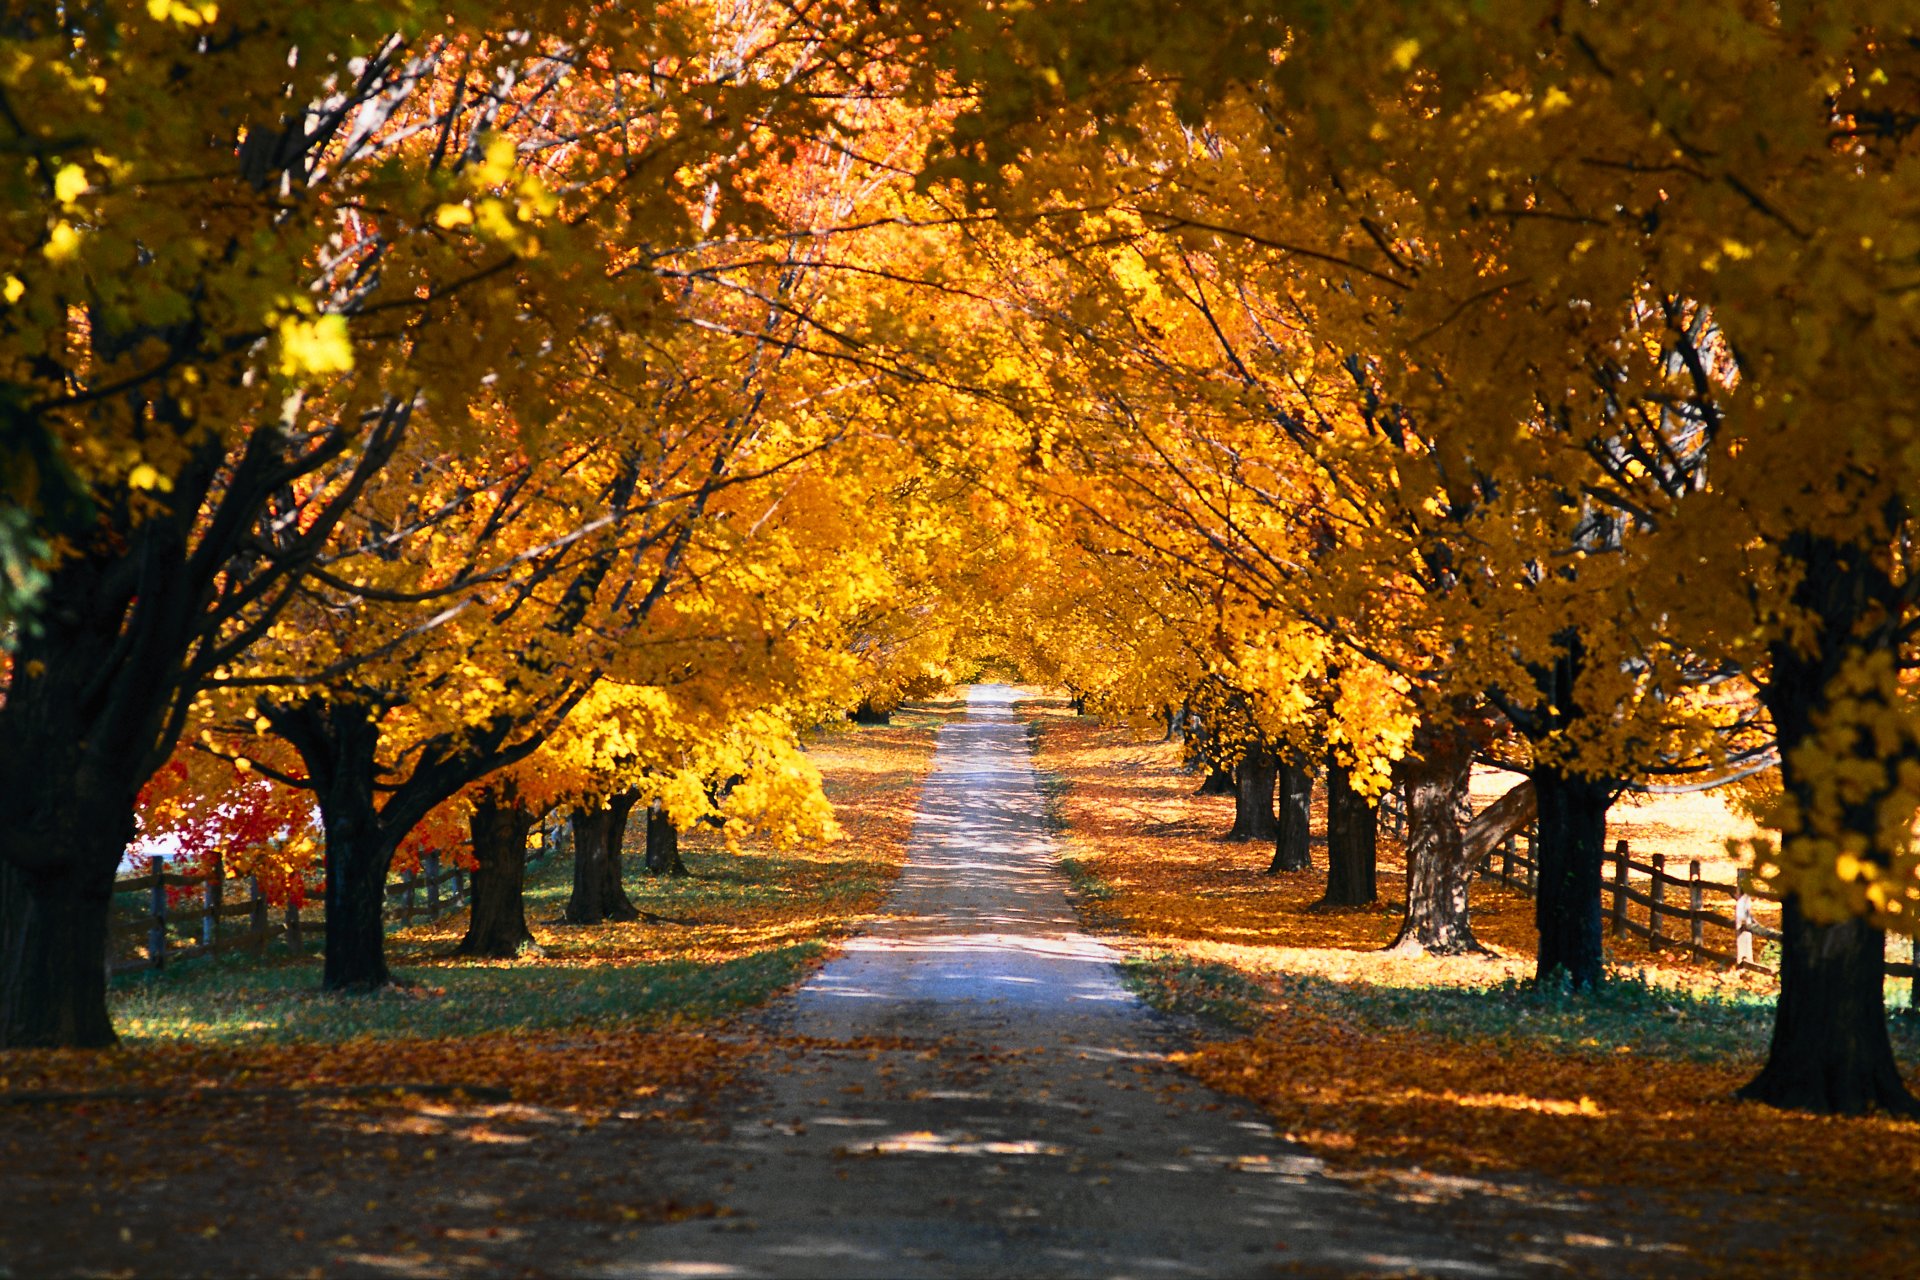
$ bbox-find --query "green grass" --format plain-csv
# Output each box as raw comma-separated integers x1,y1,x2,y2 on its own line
1123,953,1267,1030
1295,967,1920,1062
109,943,821,1044
107,841,854,1045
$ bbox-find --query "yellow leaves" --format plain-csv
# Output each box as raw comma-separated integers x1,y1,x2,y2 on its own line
434,203,475,230
145,0,218,24
42,220,82,262
52,163,88,206
473,133,519,188
274,313,354,379
2,276,23,305
127,462,171,492
1389,38,1422,72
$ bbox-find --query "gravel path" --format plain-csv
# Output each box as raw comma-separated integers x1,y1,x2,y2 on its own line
606,686,1565,1278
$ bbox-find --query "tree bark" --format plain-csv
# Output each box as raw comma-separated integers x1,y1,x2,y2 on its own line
1532,767,1611,989
0,852,122,1048
566,793,641,924
645,803,687,876
1738,903,1918,1115
1741,526,1917,1113
1318,752,1377,907
263,698,402,991
1385,723,1480,954
1226,743,1279,842
602,791,642,908
850,700,890,725
265,695,499,993
457,784,539,958
1265,763,1312,873
1195,767,1234,796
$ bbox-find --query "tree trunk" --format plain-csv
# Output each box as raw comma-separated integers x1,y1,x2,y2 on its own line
1226,743,1279,842
850,700,891,725
1386,723,1480,954
319,800,398,991
457,785,539,958
645,803,687,877
1266,763,1312,873
1195,767,1234,796
264,697,420,993
0,851,122,1048
1318,752,1377,907
1741,526,1917,1113
1532,767,1610,989
1738,902,1918,1115
602,791,642,913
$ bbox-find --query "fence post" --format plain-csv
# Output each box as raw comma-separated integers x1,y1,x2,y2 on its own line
1688,859,1704,958
286,900,302,955
1910,933,1918,1014
401,870,417,927
201,851,223,951
1610,840,1629,938
248,876,269,956
451,865,465,908
1501,833,1513,884
425,852,441,920
1735,869,1754,968
1524,829,1537,892
1649,853,1666,950
147,856,167,970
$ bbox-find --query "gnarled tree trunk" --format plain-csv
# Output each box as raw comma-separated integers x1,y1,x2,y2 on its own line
1385,722,1479,954
1266,763,1312,873
1226,743,1278,842
457,784,539,958
1318,752,1377,907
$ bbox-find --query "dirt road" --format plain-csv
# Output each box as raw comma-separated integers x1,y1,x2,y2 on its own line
609,686,1627,1278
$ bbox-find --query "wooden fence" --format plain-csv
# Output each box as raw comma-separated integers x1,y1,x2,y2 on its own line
109,853,469,976
1476,828,1920,1002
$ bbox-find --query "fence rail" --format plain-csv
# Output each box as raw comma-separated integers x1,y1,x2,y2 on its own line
109,853,469,977
1475,829,1920,1000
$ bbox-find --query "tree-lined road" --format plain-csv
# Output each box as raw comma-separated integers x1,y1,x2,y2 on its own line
615,688,1649,1278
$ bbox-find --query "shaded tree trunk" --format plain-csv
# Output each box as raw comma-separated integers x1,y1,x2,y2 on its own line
1532,767,1611,989
1318,752,1376,907
850,700,890,725
0,850,122,1048
645,804,687,876
264,697,414,992
1226,743,1278,842
1386,723,1479,954
1740,526,1917,1114
1195,767,1234,796
1738,904,1916,1115
566,792,641,924
457,784,539,958
1266,763,1312,874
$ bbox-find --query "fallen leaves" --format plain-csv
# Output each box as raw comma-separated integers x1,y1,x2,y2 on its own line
1028,700,1920,1277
